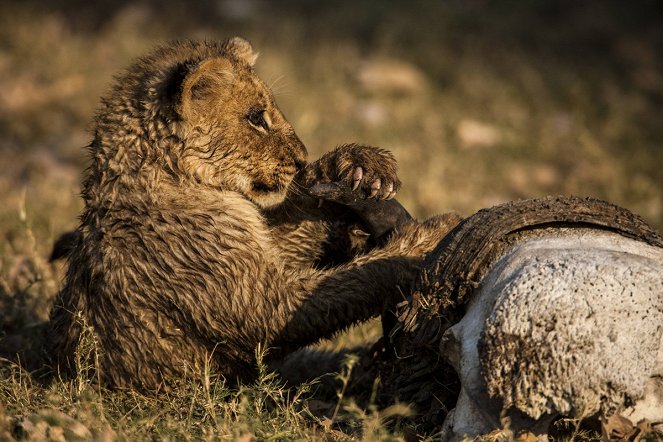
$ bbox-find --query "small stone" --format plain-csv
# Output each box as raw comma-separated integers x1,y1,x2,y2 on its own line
457,119,501,149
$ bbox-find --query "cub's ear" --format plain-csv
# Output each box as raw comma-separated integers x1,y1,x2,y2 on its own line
224,36,259,67
170,58,233,119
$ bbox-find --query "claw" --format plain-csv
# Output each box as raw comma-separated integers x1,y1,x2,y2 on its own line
369,178,381,198
318,198,324,208
350,228,371,238
352,167,363,191
383,182,394,200
386,190,397,200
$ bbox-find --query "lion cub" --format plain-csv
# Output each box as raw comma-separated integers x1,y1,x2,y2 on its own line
48,38,449,391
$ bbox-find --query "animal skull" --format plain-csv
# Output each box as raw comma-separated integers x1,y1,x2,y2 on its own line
439,229,663,440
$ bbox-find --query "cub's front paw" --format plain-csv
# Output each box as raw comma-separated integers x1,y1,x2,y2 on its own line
304,143,401,202
302,144,412,239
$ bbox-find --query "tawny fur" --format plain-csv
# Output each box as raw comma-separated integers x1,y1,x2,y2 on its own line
48,38,451,391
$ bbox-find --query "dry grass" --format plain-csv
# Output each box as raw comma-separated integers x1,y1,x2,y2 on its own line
1,0,661,440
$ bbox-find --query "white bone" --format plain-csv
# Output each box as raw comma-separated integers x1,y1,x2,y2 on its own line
440,229,663,440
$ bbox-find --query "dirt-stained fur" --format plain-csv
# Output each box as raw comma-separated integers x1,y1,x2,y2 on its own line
48,38,454,391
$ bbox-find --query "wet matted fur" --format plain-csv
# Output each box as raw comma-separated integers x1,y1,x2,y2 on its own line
48,38,452,391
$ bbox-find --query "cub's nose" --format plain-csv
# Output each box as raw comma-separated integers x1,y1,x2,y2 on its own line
281,130,307,171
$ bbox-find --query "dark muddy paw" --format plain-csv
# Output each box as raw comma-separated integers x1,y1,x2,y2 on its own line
303,143,401,202
301,143,412,239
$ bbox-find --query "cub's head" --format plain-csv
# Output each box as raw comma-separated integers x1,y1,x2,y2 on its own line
93,38,307,208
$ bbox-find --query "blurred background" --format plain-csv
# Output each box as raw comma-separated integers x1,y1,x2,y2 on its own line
0,0,662,330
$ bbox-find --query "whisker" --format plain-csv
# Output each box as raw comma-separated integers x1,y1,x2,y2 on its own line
269,75,293,97
288,182,305,197
269,74,286,91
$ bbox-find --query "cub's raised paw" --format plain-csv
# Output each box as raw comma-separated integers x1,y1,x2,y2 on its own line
303,143,401,203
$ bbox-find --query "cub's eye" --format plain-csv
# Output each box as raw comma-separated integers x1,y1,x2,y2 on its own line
246,109,269,131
